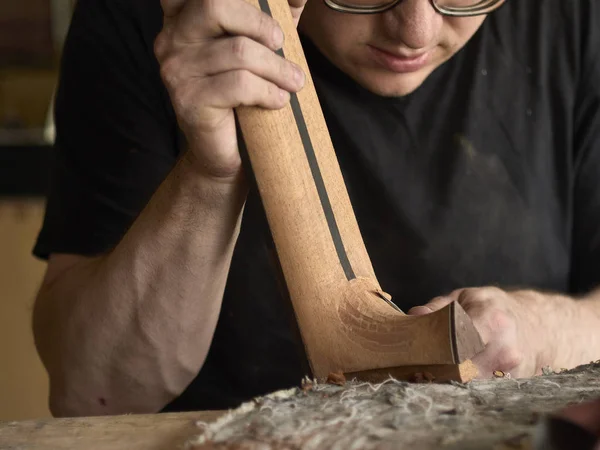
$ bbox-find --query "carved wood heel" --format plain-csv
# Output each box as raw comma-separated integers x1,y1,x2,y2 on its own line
304,277,483,381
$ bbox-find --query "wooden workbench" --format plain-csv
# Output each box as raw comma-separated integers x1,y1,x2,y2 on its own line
0,410,223,450
2,363,600,450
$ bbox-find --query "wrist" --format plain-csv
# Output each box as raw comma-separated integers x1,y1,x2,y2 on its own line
544,294,599,371
182,148,243,179
574,296,600,363
157,152,249,225
177,151,248,201
523,292,576,372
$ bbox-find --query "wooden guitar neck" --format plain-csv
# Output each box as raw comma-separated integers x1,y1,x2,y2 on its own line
236,0,484,382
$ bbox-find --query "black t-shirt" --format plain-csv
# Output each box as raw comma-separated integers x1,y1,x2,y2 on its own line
34,0,600,411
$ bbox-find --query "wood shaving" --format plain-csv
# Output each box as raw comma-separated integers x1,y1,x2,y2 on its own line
186,363,600,450
326,371,346,386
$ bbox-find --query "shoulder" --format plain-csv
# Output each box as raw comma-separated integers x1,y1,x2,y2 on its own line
61,0,170,115
73,0,163,27
68,0,163,55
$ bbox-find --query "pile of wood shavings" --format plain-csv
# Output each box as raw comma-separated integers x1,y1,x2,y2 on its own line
186,362,600,450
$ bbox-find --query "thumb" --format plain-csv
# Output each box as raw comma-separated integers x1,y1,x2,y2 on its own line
408,296,455,316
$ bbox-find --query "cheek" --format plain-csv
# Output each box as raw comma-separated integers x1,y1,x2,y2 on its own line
299,2,377,54
442,16,486,52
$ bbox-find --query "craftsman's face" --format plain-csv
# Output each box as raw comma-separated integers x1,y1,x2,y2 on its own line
298,0,486,97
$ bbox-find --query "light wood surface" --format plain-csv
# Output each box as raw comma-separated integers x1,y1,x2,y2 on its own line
0,199,51,421
0,411,224,450
236,0,483,381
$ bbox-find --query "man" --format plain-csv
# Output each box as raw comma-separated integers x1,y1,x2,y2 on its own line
31,0,600,418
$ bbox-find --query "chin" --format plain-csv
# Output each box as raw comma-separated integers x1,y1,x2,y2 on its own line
337,54,436,97
352,68,433,97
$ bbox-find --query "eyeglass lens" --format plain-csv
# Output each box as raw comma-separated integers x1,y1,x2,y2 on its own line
330,0,499,11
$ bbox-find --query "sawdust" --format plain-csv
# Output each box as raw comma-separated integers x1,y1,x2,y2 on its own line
326,372,346,386
186,362,600,450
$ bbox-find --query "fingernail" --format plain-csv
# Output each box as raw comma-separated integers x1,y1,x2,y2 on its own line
273,27,284,49
294,65,305,86
280,89,290,102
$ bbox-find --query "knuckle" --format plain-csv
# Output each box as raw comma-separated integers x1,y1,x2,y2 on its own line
462,286,502,303
429,295,446,304
230,36,249,62
153,33,169,60
460,298,483,317
496,347,524,370
282,60,296,82
487,308,513,332
171,83,196,114
458,288,480,306
267,82,281,101
449,288,463,298
430,296,452,309
470,287,490,298
232,70,253,97
257,12,275,40
159,54,182,90
484,286,505,297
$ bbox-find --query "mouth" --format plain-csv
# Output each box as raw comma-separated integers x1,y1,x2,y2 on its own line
367,45,431,73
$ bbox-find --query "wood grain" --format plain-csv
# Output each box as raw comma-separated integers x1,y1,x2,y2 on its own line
344,360,479,384
236,0,483,381
0,411,224,450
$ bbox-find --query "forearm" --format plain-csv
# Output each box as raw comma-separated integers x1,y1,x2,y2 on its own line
33,153,247,417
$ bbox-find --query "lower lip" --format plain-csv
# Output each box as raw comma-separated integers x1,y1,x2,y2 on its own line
368,46,430,73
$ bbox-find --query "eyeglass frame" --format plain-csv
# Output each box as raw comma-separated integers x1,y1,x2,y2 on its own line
323,0,506,17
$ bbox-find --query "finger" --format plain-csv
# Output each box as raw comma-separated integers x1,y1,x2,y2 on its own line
407,296,454,315
457,286,504,304
174,70,290,163
454,287,504,318
447,288,464,302
159,37,304,93
407,288,465,315
176,0,284,51
471,340,524,378
207,69,291,111
171,70,288,135
199,36,304,92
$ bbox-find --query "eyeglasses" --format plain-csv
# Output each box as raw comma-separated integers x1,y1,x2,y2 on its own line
323,0,505,17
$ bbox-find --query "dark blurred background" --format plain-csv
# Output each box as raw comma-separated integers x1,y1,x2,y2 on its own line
0,0,76,421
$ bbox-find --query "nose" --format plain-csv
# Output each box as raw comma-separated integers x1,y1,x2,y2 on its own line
382,0,443,49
